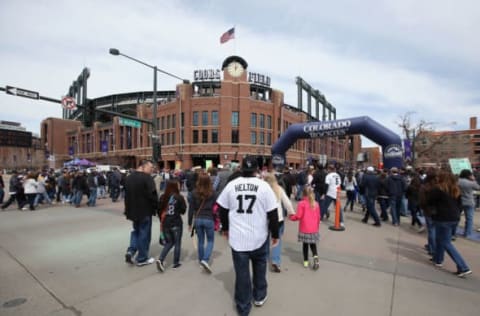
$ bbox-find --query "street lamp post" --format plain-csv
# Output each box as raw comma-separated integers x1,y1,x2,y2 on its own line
109,48,188,165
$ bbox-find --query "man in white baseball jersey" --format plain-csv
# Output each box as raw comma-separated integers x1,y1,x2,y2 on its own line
322,164,343,224
217,156,279,316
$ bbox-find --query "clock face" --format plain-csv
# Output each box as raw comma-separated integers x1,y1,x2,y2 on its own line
227,61,244,77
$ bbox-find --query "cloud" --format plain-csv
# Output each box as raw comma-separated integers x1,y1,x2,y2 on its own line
0,0,478,142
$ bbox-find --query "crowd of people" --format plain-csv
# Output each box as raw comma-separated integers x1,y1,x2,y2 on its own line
121,160,478,316
2,160,478,316
0,167,127,211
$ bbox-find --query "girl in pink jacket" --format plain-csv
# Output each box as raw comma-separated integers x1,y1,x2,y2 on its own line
289,186,321,270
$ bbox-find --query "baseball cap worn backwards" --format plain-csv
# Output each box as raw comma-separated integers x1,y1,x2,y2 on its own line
242,156,258,172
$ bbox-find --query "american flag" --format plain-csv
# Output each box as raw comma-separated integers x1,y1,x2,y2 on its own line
220,27,235,44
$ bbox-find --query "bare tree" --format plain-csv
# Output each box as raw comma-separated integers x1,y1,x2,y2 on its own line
396,112,448,166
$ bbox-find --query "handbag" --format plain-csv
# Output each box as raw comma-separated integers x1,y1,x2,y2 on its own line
191,199,205,249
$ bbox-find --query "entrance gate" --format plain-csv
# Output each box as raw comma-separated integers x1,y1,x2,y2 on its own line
271,116,403,169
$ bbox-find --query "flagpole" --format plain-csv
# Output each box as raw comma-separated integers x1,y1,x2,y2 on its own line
234,25,236,55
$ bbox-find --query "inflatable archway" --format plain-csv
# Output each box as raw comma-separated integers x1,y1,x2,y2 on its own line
271,116,403,169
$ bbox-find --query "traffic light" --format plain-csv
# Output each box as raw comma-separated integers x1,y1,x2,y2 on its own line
153,142,162,162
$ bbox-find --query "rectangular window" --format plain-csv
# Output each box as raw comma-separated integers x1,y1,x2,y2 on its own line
193,130,198,143
231,129,239,143
232,111,239,127
251,131,257,144
267,115,272,129
202,130,208,143
181,130,184,144
181,112,184,127
161,134,165,146
161,117,165,130
172,114,176,128
167,115,171,129
171,132,176,145
193,111,199,126
251,113,257,128
259,132,264,145
267,132,272,145
202,111,208,126
212,111,219,125
212,129,218,143
259,114,265,128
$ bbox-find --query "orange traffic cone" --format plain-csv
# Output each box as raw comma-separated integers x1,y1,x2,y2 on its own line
329,186,345,231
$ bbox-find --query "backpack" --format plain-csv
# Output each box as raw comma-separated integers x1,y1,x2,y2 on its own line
97,175,106,186
296,171,307,186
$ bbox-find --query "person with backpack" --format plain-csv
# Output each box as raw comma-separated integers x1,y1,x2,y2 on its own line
387,167,407,226
97,171,107,199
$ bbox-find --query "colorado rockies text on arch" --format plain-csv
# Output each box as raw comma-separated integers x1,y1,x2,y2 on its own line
234,183,259,192
303,120,352,133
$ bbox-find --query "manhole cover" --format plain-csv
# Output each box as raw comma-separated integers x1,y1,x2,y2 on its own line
3,298,27,308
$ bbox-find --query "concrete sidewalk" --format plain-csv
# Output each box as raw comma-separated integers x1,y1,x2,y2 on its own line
0,198,479,316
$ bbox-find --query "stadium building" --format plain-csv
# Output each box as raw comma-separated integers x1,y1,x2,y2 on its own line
41,56,360,170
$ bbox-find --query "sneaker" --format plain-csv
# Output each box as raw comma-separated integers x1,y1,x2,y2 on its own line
456,270,472,278
172,263,182,269
271,263,281,273
372,222,381,227
417,226,425,233
253,295,267,307
136,257,155,266
125,252,134,264
303,261,309,268
22,207,28,211
313,256,319,270
200,260,212,273
156,259,165,272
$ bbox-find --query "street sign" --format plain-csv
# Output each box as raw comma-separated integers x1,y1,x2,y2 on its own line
5,85,39,100
119,117,141,128
61,96,77,110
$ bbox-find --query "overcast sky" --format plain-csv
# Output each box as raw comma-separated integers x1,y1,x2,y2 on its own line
1,0,479,146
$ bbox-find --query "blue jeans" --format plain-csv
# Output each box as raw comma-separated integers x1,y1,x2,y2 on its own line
324,196,343,222
378,198,389,220
296,184,305,200
87,187,97,206
270,222,285,266
127,216,152,263
195,218,215,262
365,196,380,224
433,221,469,272
72,190,83,206
34,191,52,206
389,197,402,225
111,186,120,202
159,225,183,265
231,239,268,316
462,205,474,237
425,216,436,255
0,187,4,204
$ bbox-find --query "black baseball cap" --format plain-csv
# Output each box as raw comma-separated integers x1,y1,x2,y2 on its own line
242,156,258,172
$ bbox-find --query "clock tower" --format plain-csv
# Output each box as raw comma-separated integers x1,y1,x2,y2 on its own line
222,56,248,81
